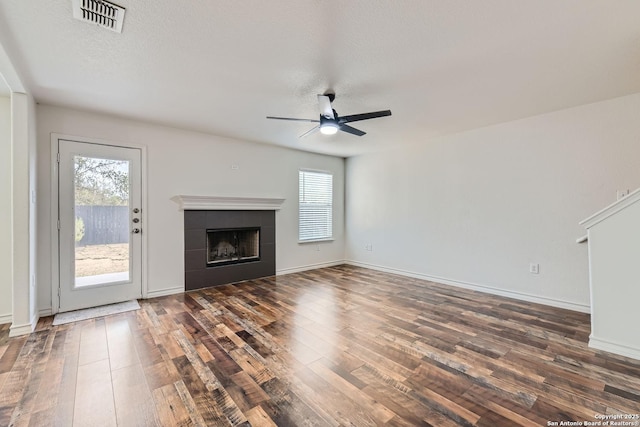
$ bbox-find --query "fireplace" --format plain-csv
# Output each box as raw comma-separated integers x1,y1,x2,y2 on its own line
207,227,260,266
183,210,275,290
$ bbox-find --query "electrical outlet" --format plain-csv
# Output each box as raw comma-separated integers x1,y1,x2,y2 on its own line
529,263,539,274
365,244,373,251
231,164,239,170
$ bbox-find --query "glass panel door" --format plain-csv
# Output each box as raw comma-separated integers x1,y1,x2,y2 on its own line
74,155,131,287
58,139,142,312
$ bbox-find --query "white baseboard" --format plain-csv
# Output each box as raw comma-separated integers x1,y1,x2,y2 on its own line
39,308,53,317
276,260,346,276
9,313,39,337
346,260,591,314
589,336,640,361
0,313,12,325
146,286,184,299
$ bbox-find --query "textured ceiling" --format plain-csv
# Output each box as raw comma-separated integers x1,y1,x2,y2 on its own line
0,1,639,157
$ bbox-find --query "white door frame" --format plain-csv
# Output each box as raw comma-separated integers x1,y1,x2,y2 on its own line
50,133,148,314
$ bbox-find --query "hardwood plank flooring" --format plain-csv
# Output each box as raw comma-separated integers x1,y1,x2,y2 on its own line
1,265,639,426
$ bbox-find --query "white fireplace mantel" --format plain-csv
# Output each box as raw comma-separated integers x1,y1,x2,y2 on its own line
171,195,285,211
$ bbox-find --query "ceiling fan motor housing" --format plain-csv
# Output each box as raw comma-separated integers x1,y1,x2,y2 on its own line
320,113,342,126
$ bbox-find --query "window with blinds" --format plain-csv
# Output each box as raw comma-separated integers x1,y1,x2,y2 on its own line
299,170,333,241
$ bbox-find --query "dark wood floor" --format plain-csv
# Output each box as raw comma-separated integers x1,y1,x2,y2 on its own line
1,265,639,426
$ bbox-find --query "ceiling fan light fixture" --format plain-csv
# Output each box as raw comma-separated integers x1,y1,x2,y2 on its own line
320,122,339,135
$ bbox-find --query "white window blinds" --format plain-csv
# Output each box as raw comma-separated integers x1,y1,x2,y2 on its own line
299,170,333,241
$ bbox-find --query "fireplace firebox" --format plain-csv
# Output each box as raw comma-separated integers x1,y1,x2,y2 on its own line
207,227,260,266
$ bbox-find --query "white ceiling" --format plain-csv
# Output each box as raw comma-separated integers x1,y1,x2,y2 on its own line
0,1,639,157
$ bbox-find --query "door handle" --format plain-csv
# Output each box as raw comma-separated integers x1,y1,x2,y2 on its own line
132,228,141,234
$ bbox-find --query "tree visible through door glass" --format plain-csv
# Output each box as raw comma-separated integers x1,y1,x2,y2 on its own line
73,155,130,287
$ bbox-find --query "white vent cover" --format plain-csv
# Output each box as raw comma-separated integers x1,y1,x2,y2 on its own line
72,0,125,33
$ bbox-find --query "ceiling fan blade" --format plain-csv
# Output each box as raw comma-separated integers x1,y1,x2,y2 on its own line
317,95,335,119
339,124,366,136
339,110,392,124
266,116,320,123
299,125,320,138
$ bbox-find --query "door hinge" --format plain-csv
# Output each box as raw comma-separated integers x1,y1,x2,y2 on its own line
57,287,60,298
57,219,60,230
56,152,60,163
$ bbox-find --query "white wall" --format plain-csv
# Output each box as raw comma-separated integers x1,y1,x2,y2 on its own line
36,104,345,313
28,94,37,323
346,93,640,312
10,92,38,336
1,41,38,335
0,96,11,322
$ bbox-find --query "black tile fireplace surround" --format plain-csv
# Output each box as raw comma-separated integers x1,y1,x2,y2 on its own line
184,210,275,290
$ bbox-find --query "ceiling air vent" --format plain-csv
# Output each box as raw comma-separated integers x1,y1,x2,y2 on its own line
72,0,125,33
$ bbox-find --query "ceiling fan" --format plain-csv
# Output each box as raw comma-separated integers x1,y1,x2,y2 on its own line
267,93,391,137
